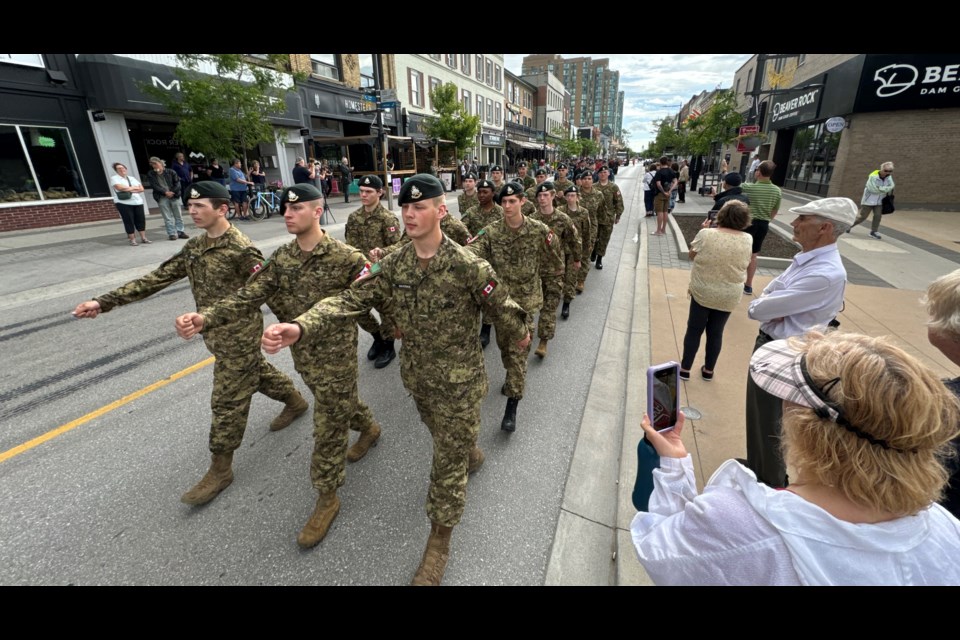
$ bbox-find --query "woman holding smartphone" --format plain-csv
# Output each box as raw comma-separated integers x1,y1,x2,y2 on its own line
632,329,960,585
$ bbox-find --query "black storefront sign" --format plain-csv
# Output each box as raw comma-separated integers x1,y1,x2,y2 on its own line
305,87,396,126
76,54,301,125
768,75,825,130
482,133,503,146
855,54,960,113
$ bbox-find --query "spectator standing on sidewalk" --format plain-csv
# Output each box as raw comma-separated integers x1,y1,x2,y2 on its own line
109,162,151,246
292,157,316,185
747,155,761,182
339,157,354,203
678,160,689,203
739,160,781,294
651,157,677,237
642,162,658,217
145,156,188,241
229,159,254,221
171,152,193,207
703,172,749,229
850,161,895,240
744,197,856,488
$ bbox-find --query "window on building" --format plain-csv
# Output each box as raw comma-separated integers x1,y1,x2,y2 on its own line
359,54,375,89
735,78,741,95
798,54,807,66
785,122,842,195
495,102,501,126
495,64,502,90
446,54,457,69
477,95,484,120
746,69,753,93
476,55,483,81
429,54,441,61
461,54,471,76
485,59,493,86
773,56,786,73
0,124,87,201
409,69,424,107
0,54,44,68
462,89,471,114
428,76,441,110
310,54,339,81
486,98,493,124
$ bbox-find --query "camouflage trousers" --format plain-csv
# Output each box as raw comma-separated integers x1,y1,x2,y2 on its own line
496,310,536,399
563,257,579,302
594,221,614,257
538,274,565,341
209,350,301,454
412,382,484,527
292,343,377,494
357,309,383,339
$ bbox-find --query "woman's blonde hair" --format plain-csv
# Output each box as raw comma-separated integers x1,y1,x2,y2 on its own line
780,330,959,516
922,268,960,339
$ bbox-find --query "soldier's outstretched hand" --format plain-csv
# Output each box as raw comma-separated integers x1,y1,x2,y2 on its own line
369,247,385,262
262,323,301,354
72,300,101,319
175,312,204,339
516,332,531,351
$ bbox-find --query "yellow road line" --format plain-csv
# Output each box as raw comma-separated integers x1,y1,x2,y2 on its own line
0,356,215,464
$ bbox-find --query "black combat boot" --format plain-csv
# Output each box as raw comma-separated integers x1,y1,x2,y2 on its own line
561,301,570,319
595,255,603,270
375,339,396,369
590,250,597,262
366,335,382,361
500,397,519,432
479,323,492,349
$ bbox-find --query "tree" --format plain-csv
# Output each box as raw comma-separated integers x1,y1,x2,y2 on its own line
423,82,481,159
581,138,600,157
141,54,303,170
552,125,581,159
683,89,742,157
650,116,685,157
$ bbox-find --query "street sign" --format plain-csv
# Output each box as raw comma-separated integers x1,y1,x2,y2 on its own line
362,94,378,102
381,101,399,109
736,124,760,153
380,89,397,102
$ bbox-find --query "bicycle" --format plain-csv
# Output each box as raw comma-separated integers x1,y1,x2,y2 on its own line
249,185,282,220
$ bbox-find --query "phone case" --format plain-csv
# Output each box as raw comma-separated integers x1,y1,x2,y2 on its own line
647,361,680,432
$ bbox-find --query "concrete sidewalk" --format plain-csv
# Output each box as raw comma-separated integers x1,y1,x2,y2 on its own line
615,187,960,585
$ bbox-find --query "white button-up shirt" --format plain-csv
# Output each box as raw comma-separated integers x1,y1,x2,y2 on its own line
748,243,846,340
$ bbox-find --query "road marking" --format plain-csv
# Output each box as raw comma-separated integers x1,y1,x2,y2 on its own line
0,357,215,463
841,238,908,253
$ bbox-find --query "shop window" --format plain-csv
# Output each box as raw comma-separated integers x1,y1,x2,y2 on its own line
359,54,375,89
311,54,339,81
0,124,87,202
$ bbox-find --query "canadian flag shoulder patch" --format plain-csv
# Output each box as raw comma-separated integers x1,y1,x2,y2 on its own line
481,280,497,297
249,261,264,275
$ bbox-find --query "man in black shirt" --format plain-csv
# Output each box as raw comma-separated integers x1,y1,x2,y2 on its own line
292,157,316,185
651,156,677,237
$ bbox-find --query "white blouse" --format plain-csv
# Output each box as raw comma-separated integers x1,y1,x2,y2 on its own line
110,174,144,206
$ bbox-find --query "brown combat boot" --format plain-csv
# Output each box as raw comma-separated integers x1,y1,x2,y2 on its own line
269,392,309,431
297,491,340,549
468,446,485,474
411,522,453,586
346,423,381,462
535,338,548,358
180,452,234,505
576,282,585,294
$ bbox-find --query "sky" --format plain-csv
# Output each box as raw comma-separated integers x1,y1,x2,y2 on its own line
504,54,753,151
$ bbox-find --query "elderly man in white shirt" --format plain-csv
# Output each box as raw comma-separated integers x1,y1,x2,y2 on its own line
744,197,858,487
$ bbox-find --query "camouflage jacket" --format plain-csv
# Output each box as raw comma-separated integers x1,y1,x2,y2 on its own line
558,204,592,258
96,225,264,358
552,178,574,206
461,203,503,237
382,214,470,257
578,187,605,227
457,191,479,216
344,203,402,256
531,208,583,264
596,182,624,222
521,175,536,190
464,215,564,312
295,236,529,397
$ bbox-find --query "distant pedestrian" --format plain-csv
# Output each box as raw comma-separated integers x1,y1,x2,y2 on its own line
109,162,151,246
678,160,689,203
739,160,781,294
292,157,316,185
850,161,895,240
228,158,254,221
643,163,658,217
747,155,761,183
651,156,677,236
171,152,193,207
339,157,354,203
145,156,188,241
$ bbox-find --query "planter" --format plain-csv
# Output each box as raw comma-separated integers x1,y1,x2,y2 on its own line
739,136,763,150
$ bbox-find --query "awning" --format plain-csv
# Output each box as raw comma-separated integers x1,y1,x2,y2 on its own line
507,140,542,150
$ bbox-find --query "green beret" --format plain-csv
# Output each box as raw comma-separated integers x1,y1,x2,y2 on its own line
358,174,383,190
557,163,568,170
490,165,504,172
564,185,579,195
398,173,444,204
187,181,230,200
535,168,547,176
476,179,495,191
517,161,527,168
464,172,478,180
281,183,323,204
536,182,555,194
499,181,525,199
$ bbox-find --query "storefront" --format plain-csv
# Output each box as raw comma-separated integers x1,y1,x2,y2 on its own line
481,130,504,170
0,54,115,231
767,73,836,195
504,122,542,171
76,54,303,191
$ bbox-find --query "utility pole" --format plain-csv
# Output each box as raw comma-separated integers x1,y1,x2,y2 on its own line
372,55,394,211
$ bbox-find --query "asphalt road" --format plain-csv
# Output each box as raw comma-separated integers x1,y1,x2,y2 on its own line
0,167,640,585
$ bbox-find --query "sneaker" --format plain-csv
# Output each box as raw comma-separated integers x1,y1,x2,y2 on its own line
869,231,882,240
169,235,178,241
743,285,753,295
678,369,691,381
178,231,190,239
701,366,714,382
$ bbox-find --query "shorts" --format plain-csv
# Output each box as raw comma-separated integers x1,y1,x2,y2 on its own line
745,219,769,254
653,192,671,214
230,190,248,204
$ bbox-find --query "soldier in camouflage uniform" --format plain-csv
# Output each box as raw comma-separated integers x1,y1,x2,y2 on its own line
551,163,574,207
578,170,604,271
466,181,564,432
374,209,469,259
522,168,548,217
261,174,530,586
557,184,593,302
460,179,503,237
593,165,624,269
457,172,479,216
517,161,536,190
344,174,402,369
530,182,582,357
72,181,308,506
489,164,506,195
175,184,383,550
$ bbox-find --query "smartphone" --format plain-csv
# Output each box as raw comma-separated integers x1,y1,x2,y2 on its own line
647,361,681,432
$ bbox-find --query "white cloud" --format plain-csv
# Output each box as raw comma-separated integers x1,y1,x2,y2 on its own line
503,53,752,149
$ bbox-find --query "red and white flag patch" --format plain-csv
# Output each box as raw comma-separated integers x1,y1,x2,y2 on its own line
481,280,497,297
355,262,372,280
388,226,397,232
249,262,264,275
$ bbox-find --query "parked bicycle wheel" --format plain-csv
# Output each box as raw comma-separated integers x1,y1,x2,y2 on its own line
250,201,268,221
226,201,236,220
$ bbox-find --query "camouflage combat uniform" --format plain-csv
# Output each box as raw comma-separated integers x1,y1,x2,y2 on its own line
465,216,564,398
457,191,479,217
382,214,470,256
199,232,380,494
294,237,529,527
530,208,581,340
521,187,538,217
344,202,402,338
460,203,503,237
594,181,624,258
95,226,301,454
552,178,574,207
578,186,604,260
520,175,536,190
558,203,592,298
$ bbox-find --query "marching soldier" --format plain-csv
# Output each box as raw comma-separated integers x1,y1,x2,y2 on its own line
72,181,308,506
174,184,384,549
578,171,604,270
557,184,593,302
261,174,530,586
457,171,479,216
593,165,624,269
530,182,581,357
489,164,506,194
522,168,548,216
344,174,402,368
459,179,503,237
466,181,564,432
517,161,535,190
551,163,574,206
374,207,470,258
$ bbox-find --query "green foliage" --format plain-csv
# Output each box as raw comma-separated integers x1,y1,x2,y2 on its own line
650,116,686,157
423,82,481,158
580,138,600,157
683,90,742,156
141,54,302,168
551,125,581,159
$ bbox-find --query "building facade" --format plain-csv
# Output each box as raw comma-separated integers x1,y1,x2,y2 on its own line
504,70,540,169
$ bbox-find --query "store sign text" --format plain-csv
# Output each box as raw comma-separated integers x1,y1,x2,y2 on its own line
771,89,820,121
874,63,960,98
